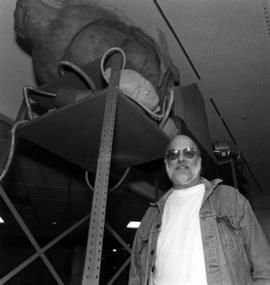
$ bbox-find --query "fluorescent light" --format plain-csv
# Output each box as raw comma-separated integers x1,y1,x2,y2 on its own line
127,221,141,229
0,217,4,223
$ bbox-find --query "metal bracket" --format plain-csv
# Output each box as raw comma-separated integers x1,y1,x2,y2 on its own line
82,52,123,285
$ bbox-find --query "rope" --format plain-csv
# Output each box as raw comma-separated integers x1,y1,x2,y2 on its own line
100,47,127,79
58,61,96,91
85,167,130,192
23,86,56,120
0,120,29,183
159,88,174,128
100,47,174,122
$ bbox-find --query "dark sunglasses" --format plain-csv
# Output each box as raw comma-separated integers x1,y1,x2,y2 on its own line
165,147,200,161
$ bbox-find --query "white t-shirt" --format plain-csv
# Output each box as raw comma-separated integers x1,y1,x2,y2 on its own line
152,183,208,285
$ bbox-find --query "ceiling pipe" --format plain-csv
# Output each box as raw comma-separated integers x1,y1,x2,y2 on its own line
152,0,201,80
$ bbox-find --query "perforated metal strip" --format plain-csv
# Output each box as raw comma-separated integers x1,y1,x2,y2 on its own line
82,53,123,285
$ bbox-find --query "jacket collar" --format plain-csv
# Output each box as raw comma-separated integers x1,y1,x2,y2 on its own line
200,178,222,209
150,178,223,213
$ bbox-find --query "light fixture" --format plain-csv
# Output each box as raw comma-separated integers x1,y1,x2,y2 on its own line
0,217,5,223
213,141,231,160
127,221,141,229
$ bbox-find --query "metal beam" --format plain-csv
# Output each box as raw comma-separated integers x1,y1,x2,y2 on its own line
0,185,64,285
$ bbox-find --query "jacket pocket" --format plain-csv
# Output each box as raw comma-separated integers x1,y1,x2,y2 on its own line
138,236,152,285
139,236,149,255
216,215,240,252
216,215,250,284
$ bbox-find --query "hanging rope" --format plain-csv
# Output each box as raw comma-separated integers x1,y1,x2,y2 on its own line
58,60,96,91
0,120,29,183
85,167,130,192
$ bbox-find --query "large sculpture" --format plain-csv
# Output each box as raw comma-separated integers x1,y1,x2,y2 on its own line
14,0,181,138
14,0,179,100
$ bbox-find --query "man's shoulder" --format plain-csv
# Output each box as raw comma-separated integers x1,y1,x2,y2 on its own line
137,206,160,237
214,183,240,196
141,205,159,223
210,182,247,216
203,178,242,200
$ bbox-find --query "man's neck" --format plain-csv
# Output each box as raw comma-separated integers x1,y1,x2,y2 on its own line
173,178,201,190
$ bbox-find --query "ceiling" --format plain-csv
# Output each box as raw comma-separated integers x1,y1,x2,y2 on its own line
1,0,270,283
100,0,270,198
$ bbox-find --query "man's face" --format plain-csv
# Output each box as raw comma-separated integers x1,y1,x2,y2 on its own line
165,135,201,189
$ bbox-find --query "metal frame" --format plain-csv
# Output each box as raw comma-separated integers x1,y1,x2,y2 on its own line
0,53,133,284
81,53,122,284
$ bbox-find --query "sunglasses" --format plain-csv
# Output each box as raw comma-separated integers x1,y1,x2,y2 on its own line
165,147,200,161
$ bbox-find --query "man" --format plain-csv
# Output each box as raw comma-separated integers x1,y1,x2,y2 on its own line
129,134,270,285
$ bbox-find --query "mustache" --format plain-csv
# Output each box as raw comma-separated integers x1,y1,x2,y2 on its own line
175,163,190,168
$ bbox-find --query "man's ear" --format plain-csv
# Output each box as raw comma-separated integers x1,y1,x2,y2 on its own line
197,155,202,167
164,158,168,168
196,156,203,175
164,159,170,175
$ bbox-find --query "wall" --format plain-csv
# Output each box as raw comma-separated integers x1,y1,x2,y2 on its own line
251,193,270,243
254,208,270,243
0,0,35,120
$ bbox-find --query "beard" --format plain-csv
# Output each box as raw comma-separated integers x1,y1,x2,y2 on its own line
166,159,201,188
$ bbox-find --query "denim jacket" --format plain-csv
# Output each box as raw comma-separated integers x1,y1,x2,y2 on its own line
128,178,270,285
